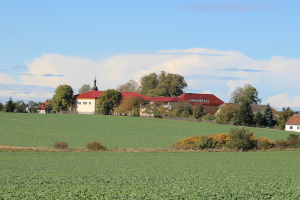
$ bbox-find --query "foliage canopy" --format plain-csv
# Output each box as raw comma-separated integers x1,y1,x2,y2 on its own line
52,85,74,111
230,84,261,104
97,89,122,115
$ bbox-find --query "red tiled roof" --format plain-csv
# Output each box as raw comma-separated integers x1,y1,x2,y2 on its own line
37,102,49,110
285,114,300,125
75,91,150,100
149,97,185,103
75,91,103,99
178,93,224,106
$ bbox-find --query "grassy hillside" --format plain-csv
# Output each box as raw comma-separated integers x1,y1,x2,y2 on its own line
1,151,300,199
0,113,290,149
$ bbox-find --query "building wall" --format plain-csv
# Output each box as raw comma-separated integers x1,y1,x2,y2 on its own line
75,99,97,114
204,105,219,114
285,125,300,132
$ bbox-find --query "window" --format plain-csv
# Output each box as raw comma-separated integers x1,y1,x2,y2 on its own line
290,126,293,129
83,102,87,105
206,107,209,111
77,102,81,105
211,107,213,111
298,126,300,130
89,102,91,105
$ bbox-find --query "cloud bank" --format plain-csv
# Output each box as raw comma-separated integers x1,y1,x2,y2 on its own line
0,47,299,109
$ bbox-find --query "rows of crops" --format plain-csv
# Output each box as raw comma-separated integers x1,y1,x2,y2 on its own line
0,113,290,149
1,151,300,199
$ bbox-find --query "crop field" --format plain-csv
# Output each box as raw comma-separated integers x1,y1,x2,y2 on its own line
0,113,290,149
1,151,300,199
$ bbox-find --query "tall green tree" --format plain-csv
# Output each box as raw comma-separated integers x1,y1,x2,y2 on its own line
234,100,254,125
97,89,122,115
230,84,261,104
140,73,159,95
264,103,273,126
78,84,91,93
276,107,295,130
52,85,74,111
254,111,264,126
140,71,187,97
5,97,15,112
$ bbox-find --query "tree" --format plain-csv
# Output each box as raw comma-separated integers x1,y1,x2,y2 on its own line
192,103,205,119
254,111,264,126
234,100,254,125
117,80,141,93
79,84,91,94
140,72,159,95
5,97,15,112
52,85,74,111
276,107,295,130
27,101,37,113
143,102,168,118
0,102,3,112
114,96,149,116
230,84,261,104
216,104,239,124
97,89,122,115
140,71,187,97
264,103,273,126
14,100,26,113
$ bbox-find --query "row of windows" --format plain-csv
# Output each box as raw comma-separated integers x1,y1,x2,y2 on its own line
77,102,91,105
190,99,209,103
206,107,213,111
290,126,300,130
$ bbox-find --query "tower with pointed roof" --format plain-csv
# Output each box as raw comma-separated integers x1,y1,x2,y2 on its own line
91,76,98,91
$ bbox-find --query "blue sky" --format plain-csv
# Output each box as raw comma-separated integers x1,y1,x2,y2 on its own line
0,0,299,110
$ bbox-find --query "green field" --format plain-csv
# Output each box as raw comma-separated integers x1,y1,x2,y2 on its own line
1,151,300,199
0,113,290,149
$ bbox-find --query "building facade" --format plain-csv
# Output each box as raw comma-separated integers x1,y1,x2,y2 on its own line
285,114,300,132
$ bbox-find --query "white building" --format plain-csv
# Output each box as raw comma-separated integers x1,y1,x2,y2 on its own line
285,114,300,132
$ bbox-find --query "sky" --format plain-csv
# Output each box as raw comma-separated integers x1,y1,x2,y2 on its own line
0,0,299,110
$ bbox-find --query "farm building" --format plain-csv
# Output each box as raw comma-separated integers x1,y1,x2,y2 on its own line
178,93,224,114
37,102,50,114
285,114,300,132
74,78,224,114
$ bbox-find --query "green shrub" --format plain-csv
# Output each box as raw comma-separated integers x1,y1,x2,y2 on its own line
53,142,68,149
196,135,217,150
287,134,299,141
86,141,107,151
180,110,189,118
226,127,257,151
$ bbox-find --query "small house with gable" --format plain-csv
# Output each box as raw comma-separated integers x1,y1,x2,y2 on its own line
285,114,300,132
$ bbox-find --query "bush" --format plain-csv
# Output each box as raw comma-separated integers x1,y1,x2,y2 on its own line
257,137,274,150
171,136,200,150
180,110,190,118
287,134,299,140
275,139,300,149
226,127,257,151
86,141,107,151
53,142,68,149
196,135,217,150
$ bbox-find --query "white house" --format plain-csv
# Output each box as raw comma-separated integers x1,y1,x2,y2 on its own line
285,114,300,132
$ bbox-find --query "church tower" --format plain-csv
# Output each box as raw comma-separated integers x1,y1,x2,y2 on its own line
91,76,98,91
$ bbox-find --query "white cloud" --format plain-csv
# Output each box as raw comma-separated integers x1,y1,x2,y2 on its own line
0,48,299,107
263,92,300,109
